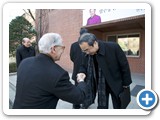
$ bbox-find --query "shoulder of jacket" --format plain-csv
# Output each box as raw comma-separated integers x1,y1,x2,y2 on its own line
105,41,119,47
30,46,35,49
16,45,23,50
53,63,66,72
72,41,79,46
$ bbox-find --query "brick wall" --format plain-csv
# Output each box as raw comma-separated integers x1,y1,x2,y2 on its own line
36,9,145,74
36,9,83,72
127,30,145,73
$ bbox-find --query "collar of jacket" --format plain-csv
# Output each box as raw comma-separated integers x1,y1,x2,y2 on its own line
22,45,31,50
97,41,105,56
38,53,55,63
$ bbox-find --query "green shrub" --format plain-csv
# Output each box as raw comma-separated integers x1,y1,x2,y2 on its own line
9,62,17,73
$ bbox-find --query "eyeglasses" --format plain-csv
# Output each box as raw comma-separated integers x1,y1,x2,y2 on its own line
81,46,93,53
82,48,89,53
54,45,65,50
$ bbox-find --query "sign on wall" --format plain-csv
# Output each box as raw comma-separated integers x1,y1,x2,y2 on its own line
83,9,145,26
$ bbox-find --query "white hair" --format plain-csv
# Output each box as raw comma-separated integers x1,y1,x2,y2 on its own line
38,33,63,54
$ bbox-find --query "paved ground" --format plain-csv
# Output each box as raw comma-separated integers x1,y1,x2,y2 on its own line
9,72,145,109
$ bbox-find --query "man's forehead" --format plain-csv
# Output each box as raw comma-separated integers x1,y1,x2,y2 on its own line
80,42,90,51
23,38,30,42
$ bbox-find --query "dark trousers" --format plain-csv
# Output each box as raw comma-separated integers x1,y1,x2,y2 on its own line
97,83,121,109
73,80,81,109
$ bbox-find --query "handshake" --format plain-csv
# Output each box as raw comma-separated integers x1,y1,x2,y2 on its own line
76,73,86,83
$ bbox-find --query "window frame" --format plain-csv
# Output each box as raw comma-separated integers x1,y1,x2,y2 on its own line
107,33,141,58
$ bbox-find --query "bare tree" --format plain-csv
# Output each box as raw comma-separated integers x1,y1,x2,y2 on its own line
23,9,35,21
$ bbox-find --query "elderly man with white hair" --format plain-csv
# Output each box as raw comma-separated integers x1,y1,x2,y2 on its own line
13,33,87,109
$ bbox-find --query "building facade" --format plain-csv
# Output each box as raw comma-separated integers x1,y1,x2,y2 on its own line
35,9,145,74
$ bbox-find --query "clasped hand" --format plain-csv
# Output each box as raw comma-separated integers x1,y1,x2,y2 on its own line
76,73,86,82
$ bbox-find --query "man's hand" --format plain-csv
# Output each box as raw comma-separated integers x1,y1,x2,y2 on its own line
76,73,86,82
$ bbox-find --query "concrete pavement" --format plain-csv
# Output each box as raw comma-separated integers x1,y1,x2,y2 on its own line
9,72,144,109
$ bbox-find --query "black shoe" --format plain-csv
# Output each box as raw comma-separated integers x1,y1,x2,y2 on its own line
73,104,81,109
81,105,89,109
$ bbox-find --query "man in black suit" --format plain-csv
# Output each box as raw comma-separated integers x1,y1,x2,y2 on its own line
16,38,36,68
78,33,132,109
70,28,88,109
13,33,87,109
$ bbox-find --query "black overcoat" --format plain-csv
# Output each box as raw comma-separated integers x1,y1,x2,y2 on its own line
16,45,35,68
70,42,83,81
79,41,132,97
13,54,87,109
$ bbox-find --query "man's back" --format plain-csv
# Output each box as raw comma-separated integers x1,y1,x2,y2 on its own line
13,53,87,109
70,42,83,81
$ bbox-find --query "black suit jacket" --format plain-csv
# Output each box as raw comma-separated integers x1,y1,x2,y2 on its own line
16,45,35,68
70,42,83,83
80,41,132,97
13,54,87,109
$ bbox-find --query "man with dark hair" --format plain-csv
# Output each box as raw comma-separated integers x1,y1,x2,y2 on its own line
70,28,88,109
78,33,132,109
16,38,36,68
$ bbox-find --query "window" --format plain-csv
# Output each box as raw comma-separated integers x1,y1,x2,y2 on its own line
117,34,140,57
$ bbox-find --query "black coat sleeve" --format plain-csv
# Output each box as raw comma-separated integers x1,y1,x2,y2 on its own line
70,44,74,62
53,71,87,104
16,48,22,68
78,52,88,75
33,48,36,56
115,44,132,86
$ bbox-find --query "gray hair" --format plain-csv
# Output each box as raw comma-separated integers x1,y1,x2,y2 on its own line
78,33,97,46
38,33,63,54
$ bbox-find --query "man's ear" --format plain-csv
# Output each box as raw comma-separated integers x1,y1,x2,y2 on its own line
94,41,98,46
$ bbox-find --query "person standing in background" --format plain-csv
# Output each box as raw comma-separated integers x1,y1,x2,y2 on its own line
70,28,88,109
16,38,35,68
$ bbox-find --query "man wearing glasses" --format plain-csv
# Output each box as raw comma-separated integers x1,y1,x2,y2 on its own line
78,33,132,109
13,33,87,109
